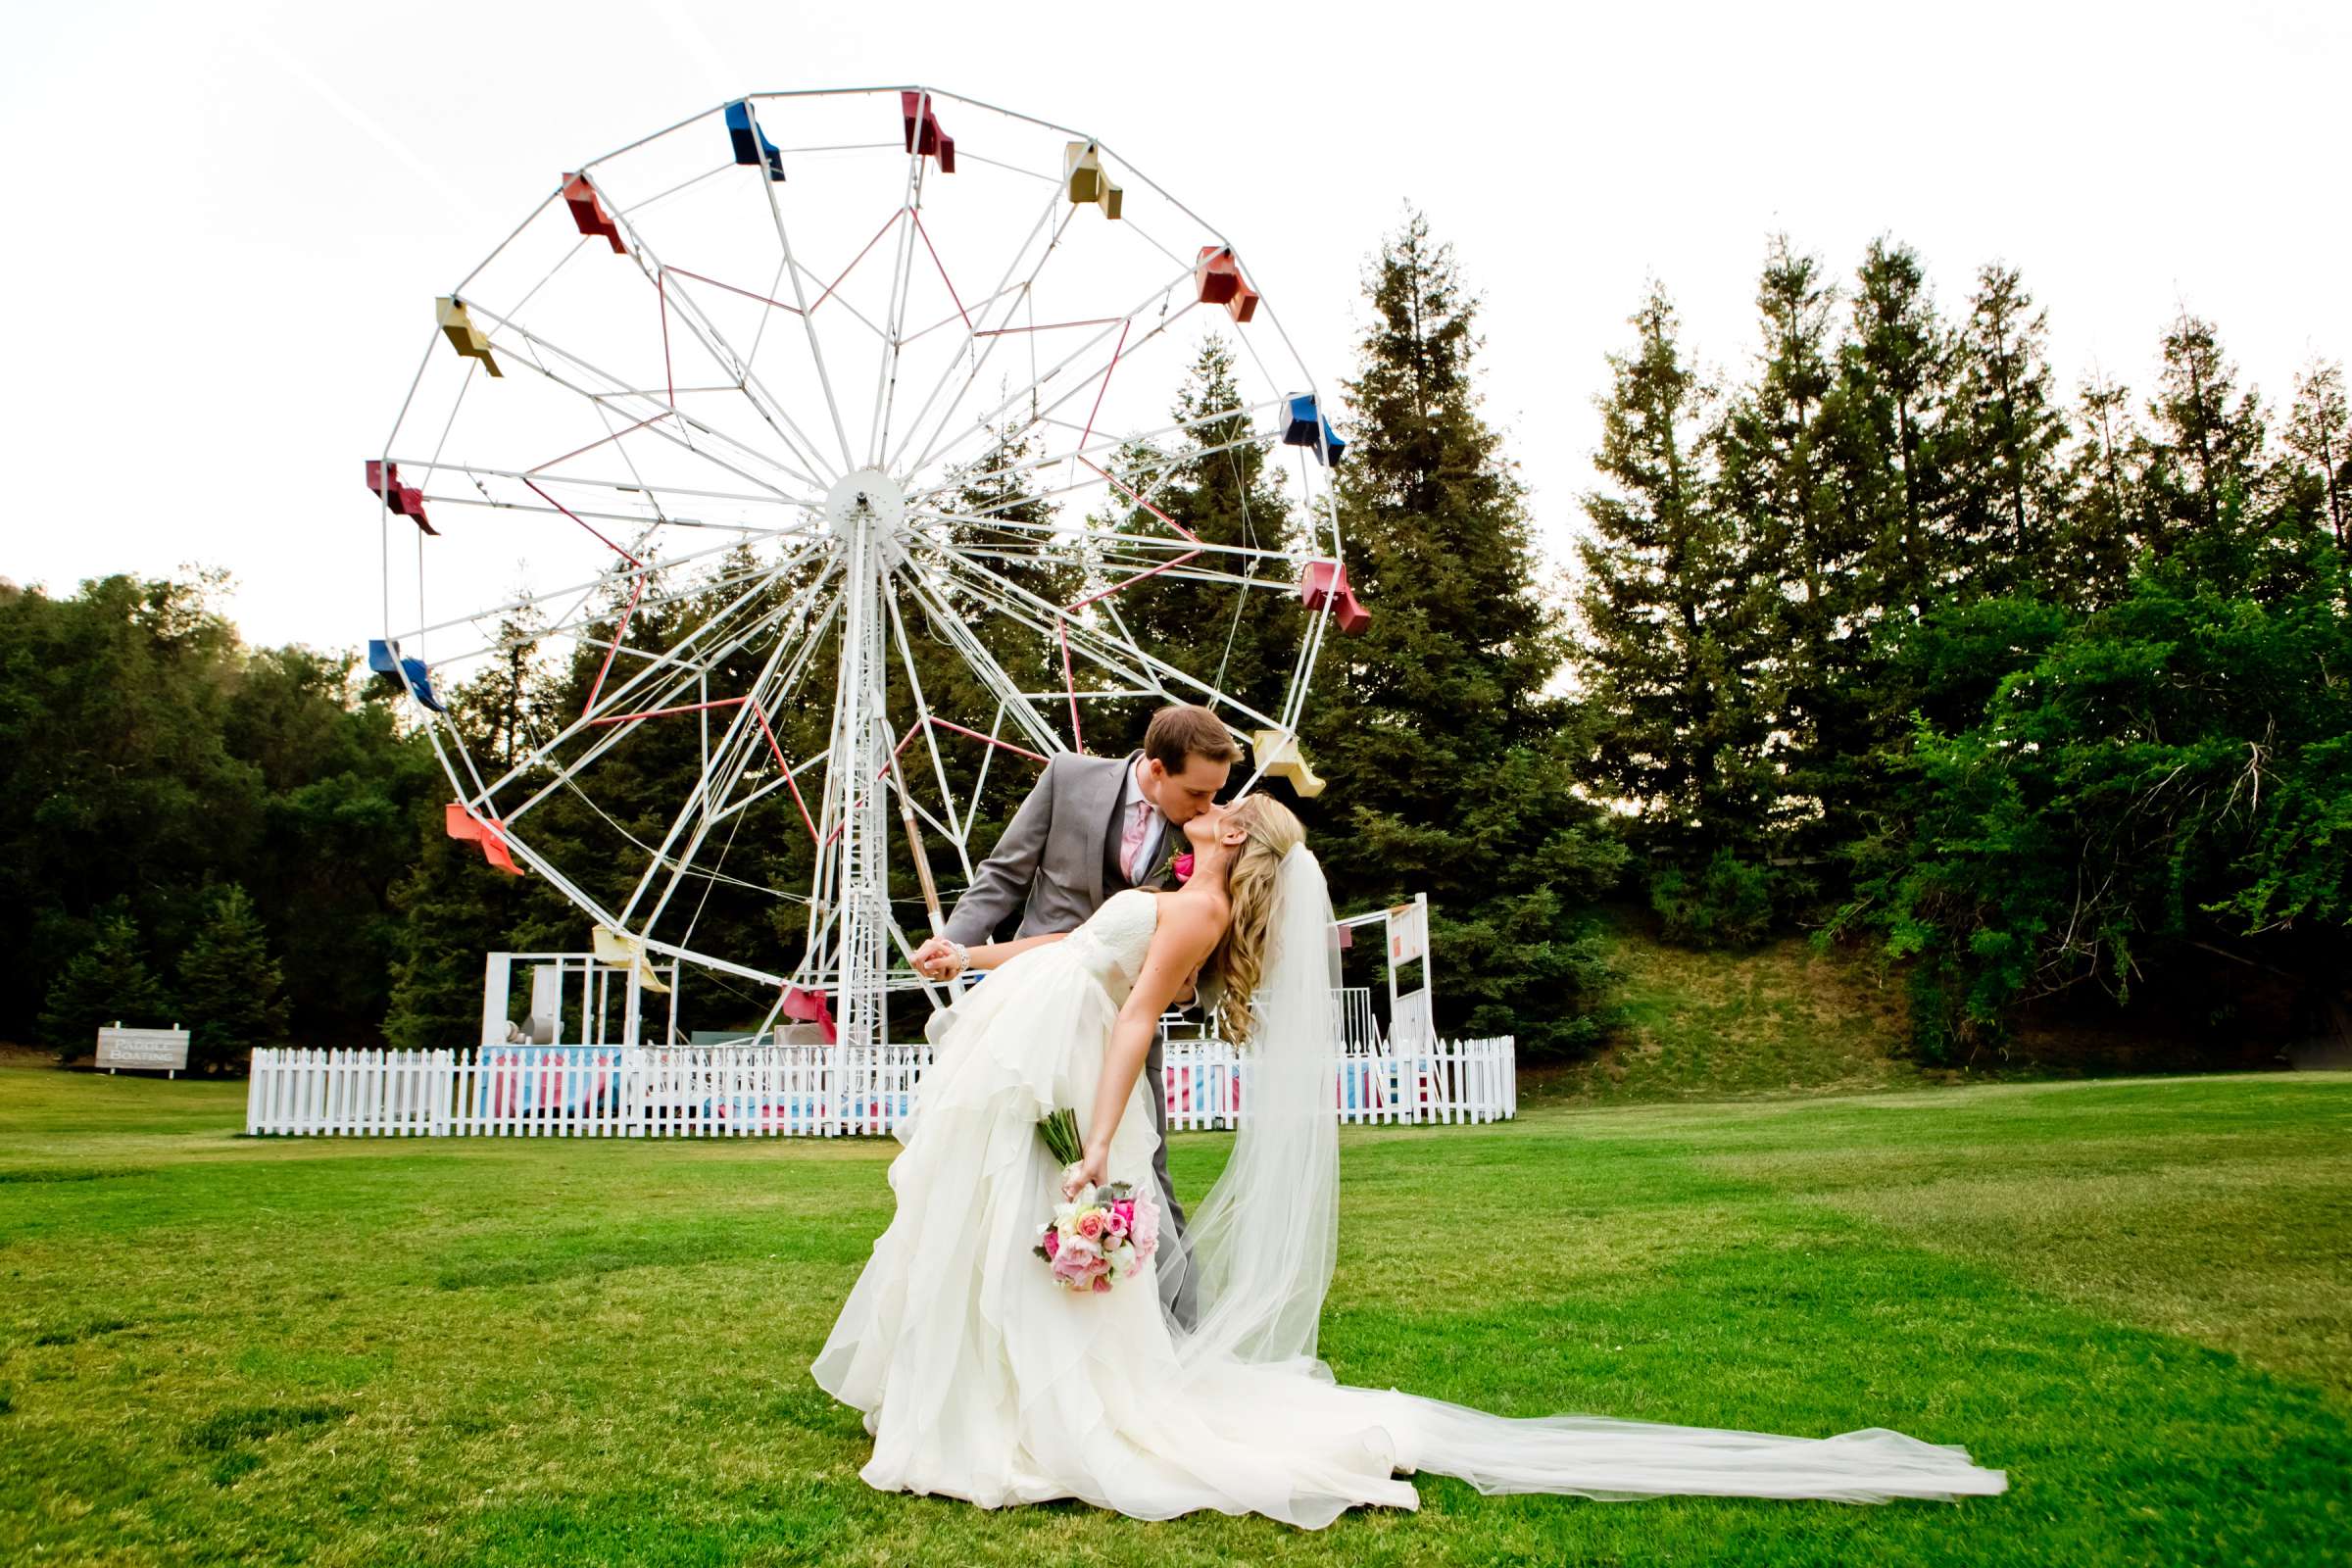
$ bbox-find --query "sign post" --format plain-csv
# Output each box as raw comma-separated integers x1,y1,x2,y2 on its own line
95,1022,191,1078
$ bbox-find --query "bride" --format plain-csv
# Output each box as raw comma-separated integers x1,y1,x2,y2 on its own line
811,795,2006,1527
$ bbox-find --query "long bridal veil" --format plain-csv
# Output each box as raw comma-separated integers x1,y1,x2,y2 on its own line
1156,843,2009,1505
1156,843,1343,1373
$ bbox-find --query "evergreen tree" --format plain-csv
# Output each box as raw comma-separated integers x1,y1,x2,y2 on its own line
1838,238,1951,612
1302,209,1623,1053
221,644,442,1044
1947,265,2070,600
2283,358,2350,549
1574,283,1771,864
2059,370,2143,608
1714,235,1865,858
1108,337,1301,737
2144,314,2270,564
174,884,290,1073
38,907,172,1059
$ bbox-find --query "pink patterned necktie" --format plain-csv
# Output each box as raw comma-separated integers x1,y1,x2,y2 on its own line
1120,798,1152,882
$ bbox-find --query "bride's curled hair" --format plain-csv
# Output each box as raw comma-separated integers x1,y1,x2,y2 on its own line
1208,794,1304,1045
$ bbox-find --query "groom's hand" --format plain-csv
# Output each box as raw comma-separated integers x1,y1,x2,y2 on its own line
911,937,964,980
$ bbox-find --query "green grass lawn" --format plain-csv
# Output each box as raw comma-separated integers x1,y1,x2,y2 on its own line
2,1062,2346,1567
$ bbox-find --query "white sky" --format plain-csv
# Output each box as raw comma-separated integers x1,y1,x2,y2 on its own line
4,0,2347,653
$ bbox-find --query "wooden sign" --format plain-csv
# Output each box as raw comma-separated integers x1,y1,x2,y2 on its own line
1388,900,1427,964
95,1025,190,1075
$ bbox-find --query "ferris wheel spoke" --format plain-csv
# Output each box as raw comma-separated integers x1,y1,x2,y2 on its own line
880,582,969,851
886,177,1073,477
705,729,828,826
896,196,1143,478
924,526,1289,573
969,296,1209,479
935,546,1289,596
616,160,735,219
479,560,840,816
409,460,820,516
907,261,1196,482
742,251,793,387
743,99,860,474
775,249,892,346
927,553,1290,735
449,187,564,299
641,268,842,485
404,488,820,549
922,553,1162,700
865,136,932,469
889,561,1067,758
903,397,1284,509
876,210,977,464
460,300,830,499
647,262,839,486
620,610,813,938
895,276,1046,351
385,527,785,646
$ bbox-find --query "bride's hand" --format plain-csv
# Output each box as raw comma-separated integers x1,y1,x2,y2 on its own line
1061,1144,1109,1199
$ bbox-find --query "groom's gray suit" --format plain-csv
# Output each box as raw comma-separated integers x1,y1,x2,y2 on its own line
942,749,1198,1329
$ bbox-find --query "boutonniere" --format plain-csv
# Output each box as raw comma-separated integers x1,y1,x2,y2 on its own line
1171,851,1196,884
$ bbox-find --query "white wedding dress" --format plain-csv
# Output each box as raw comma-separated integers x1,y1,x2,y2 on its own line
811,881,2006,1528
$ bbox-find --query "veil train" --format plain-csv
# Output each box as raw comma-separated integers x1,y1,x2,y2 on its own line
1152,845,2006,1504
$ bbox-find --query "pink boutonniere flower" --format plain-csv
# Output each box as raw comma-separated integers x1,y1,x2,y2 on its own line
1171,852,1196,884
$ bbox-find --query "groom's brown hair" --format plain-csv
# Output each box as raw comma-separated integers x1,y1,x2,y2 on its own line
1143,704,1240,771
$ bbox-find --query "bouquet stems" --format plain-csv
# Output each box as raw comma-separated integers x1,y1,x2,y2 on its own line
1037,1106,1085,1169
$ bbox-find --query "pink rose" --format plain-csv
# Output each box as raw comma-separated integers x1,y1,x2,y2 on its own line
1172,852,1196,883
1041,1227,1060,1259
1128,1191,1160,1258
1051,1235,1102,1288
1092,1275,1111,1293
1075,1210,1104,1241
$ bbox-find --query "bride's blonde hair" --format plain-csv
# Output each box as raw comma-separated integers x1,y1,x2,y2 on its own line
1208,794,1305,1045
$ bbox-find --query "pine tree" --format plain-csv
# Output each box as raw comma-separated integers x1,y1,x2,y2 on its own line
174,884,290,1073
2060,370,2143,608
2144,314,2270,561
2284,359,2350,549
1107,337,1301,738
1947,265,2070,600
1574,283,1770,863
1302,209,1622,1052
1838,238,1951,612
38,908,172,1059
1714,235,1864,858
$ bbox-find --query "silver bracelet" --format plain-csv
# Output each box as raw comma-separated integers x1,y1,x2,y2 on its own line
946,939,971,974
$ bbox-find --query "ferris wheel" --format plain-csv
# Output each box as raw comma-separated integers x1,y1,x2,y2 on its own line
368,86,1371,1051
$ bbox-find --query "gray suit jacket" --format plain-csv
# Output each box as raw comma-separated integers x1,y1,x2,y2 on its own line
944,750,1176,945
941,749,1200,1329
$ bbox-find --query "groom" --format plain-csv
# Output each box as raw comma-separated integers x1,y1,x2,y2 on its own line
912,703,1238,1330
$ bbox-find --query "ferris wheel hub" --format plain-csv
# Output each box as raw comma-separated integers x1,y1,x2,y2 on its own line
823,467,907,543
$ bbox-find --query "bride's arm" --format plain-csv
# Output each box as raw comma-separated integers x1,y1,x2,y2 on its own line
1064,902,1220,1196
958,931,1067,970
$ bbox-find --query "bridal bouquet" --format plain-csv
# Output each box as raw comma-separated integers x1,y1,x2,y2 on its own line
1033,1107,1159,1294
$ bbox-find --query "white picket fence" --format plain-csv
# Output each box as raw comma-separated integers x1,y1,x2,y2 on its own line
245,1037,1516,1138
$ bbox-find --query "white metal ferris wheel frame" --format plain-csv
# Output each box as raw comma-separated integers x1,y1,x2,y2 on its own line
372,85,1351,1050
